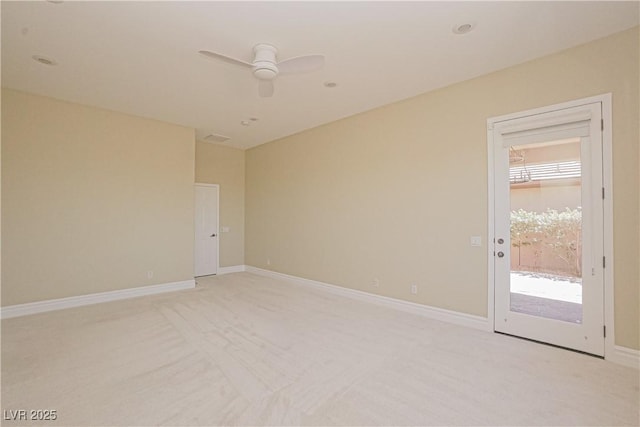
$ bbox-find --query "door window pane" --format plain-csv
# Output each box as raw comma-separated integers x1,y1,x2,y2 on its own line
509,138,582,323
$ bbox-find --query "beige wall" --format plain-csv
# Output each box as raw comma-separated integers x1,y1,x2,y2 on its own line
2,89,195,306
246,28,639,349
195,141,245,267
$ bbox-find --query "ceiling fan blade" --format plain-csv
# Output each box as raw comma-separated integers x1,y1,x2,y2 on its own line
258,80,274,98
277,54,325,74
198,50,252,68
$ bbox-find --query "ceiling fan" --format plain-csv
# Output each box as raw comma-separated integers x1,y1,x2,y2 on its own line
199,44,325,98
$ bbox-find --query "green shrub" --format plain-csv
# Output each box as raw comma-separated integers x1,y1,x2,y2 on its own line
510,208,582,276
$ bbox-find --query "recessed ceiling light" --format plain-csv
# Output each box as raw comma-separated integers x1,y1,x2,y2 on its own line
249,117,259,122
324,82,337,88
32,55,57,66
452,23,475,35
241,120,250,126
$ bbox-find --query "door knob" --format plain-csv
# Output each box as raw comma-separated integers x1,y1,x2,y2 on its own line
210,233,217,237
497,251,504,258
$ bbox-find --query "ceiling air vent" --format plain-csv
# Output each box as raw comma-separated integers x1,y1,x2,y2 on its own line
204,133,231,143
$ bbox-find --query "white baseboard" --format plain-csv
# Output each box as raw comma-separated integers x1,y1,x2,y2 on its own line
245,267,639,369
245,266,489,331
0,279,196,319
217,265,246,275
607,345,640,369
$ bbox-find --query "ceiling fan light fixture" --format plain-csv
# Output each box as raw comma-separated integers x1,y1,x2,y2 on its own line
253,64,278,80
253,44,277,59
200,42,324,97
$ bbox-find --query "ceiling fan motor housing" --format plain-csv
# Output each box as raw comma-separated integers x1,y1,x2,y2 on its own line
252,44,278,80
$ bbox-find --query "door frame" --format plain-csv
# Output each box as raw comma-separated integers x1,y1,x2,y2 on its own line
487,93,614,358
194,183,220,277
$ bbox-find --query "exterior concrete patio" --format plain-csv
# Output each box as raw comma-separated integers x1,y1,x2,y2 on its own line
510,271,582,323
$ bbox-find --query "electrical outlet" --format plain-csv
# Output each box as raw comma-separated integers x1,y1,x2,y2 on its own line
372,278,380,287
147,270,154,279
410,284,418,295
267,258,271,266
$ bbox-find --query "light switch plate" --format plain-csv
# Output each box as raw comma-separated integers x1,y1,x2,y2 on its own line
221,226,230,233
470,236,482,247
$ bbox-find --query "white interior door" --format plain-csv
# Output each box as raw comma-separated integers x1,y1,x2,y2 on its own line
194,184,219,277
492,102,605,356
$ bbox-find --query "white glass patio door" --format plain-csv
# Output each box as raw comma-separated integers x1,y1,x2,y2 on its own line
492,102,605,356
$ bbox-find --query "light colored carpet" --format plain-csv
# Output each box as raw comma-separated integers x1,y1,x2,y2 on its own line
2,272,638,426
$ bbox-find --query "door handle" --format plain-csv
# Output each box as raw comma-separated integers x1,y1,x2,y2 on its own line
210,233,217,237
497,251,504,258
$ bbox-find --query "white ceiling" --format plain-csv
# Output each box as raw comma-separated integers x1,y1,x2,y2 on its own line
2,1,638,149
